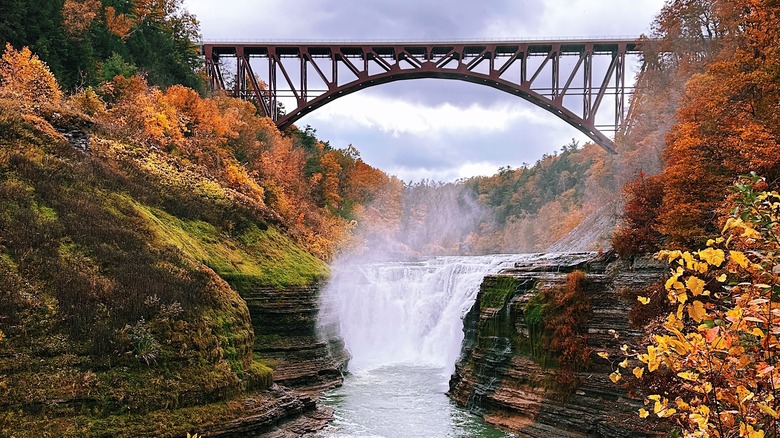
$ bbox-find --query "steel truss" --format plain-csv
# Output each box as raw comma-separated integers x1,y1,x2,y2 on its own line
203,39,645,154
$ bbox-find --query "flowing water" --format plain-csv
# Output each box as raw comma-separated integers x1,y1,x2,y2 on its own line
314,254,529,438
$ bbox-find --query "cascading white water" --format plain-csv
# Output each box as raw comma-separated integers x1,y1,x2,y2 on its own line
319,254,525,378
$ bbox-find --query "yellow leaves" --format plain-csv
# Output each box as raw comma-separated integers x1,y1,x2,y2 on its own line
639,345,661,372
723,218,761,240
637,295,650,305
722,217,742,233
665,311,684,331
737,386,755,405
618,359,629,369
657,250,683,263
651,398,677,418
688,300,707,323
741,423,765,438
633,367,644,379
697,247,725,267
638,408,649,418
729,250,750,268
758,403,779,419
676,371,699,381
665,266,684,291
726,306,744,323
609,371,622,383
675,398,690,411
685,276,706,296
597,352,609,359
717,273,728,282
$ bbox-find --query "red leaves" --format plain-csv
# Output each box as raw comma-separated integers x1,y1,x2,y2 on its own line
612,172,665,258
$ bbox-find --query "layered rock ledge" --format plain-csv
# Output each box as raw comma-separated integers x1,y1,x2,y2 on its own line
206,282,349,437
449,252,666,437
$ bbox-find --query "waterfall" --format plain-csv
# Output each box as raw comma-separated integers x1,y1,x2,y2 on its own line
319,254,523,378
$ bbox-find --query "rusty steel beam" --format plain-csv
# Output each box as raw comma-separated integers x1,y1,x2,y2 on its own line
202,38,648,154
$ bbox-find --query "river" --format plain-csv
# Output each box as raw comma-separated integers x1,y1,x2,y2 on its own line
313,255,527,437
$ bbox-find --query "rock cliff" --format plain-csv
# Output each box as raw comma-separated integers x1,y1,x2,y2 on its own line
449,252,666,437
205,282,350,437
245,284,349,392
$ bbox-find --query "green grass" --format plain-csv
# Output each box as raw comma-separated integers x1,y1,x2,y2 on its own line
128,197,328,289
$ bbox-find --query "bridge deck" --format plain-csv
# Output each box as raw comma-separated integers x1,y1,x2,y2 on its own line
202,37,652,154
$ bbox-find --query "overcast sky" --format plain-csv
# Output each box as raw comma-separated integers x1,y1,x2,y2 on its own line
185,0,667,182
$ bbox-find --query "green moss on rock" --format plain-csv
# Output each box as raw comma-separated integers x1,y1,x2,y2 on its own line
480,276,519,309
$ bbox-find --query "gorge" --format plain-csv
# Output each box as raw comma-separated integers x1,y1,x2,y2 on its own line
310,252,666,437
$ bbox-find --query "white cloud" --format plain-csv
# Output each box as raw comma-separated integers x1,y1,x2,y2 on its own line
483,0,665,38
305,92,556,138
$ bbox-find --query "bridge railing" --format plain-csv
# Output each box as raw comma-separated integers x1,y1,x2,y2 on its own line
200,35,650,45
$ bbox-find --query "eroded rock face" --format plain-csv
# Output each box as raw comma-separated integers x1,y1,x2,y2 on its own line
449,252,667,437
243,283,349,392
205,282,349,437
201,386,333,437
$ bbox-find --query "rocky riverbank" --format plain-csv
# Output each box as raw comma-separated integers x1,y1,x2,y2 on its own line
449,252,667,437
205,282,350,437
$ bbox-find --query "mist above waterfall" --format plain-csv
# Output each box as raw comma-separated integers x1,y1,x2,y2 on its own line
340,180,489,262
318,177,522,378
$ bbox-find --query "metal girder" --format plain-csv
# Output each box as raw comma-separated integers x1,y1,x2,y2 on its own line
202,38,646,154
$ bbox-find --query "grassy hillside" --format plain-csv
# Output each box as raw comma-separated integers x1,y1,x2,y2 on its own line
0,78,327,435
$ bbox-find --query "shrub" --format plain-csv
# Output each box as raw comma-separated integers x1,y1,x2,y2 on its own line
523,270,592,389
0,44,62,111
612,172,665,259
609,175,780,436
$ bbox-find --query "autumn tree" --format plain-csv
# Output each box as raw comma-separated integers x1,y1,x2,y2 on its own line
651,0,780,249
0,44,62,110
609,175,780,437
612,172,665,259
62,0,102,38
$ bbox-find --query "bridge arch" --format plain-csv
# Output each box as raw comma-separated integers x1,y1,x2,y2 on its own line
203,39,645,154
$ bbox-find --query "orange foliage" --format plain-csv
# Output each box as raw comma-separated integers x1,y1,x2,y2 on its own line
68,87,106,116
0,44,62,110
320,151,343,209
62,0,102,37
610,178,780,436
0,43,413,262
612,172,665,259
649,0,780,249
105,6,135,40
100,75,180,144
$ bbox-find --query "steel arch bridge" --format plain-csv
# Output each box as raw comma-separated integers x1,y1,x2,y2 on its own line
202,38,647,154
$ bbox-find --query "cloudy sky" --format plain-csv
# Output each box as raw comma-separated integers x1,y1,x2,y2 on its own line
185,0,666,182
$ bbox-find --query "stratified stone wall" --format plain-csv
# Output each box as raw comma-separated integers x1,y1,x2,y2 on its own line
242,283,349,391
449,253,667,437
